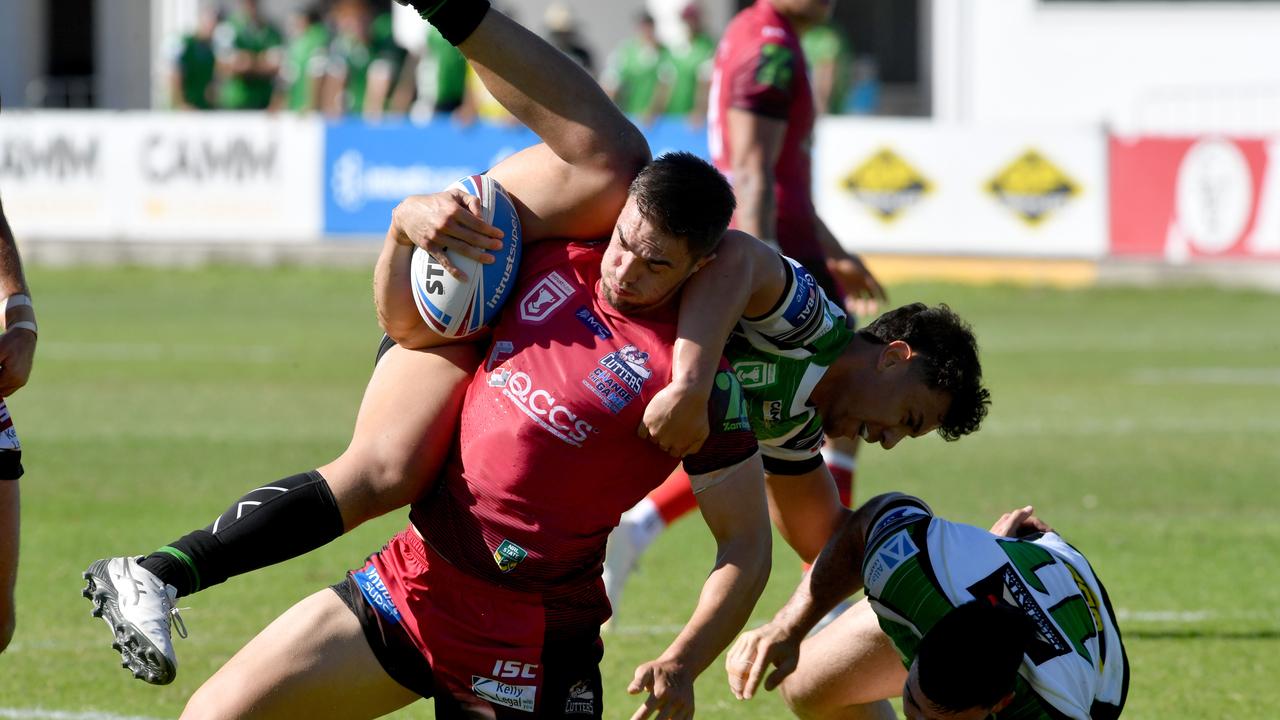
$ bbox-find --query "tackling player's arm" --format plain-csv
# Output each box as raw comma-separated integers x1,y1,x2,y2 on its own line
629,452,770,720
725,492,924,700
630,367,770,720
642,230,787,456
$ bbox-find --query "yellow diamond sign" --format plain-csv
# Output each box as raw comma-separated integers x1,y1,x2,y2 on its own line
840,147,931,222
986,149,1079,226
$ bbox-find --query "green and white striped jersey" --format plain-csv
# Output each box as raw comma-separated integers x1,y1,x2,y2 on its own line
726,255,854,475
861,500,1129,720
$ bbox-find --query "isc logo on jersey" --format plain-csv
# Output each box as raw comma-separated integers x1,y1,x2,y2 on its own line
496,370,596,446
410,175,523,338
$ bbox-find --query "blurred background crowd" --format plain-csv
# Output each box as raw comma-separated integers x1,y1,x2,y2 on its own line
166,0,875,122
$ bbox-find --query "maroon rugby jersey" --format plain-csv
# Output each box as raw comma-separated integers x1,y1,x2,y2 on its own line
709,0,820,262
414,240,757,619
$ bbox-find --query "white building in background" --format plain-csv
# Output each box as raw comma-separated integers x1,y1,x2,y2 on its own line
2,0,1280,133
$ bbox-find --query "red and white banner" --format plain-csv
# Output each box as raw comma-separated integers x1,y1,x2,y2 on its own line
1110,136,1280,262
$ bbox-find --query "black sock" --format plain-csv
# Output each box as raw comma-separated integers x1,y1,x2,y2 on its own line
138,470,344,598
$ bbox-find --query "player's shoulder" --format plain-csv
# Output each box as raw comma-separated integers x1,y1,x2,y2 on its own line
518,239,602,281
864,494,934,551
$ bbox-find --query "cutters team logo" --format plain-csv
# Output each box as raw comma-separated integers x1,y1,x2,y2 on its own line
583,344,653,414
564,680,596,715
519,271,575,324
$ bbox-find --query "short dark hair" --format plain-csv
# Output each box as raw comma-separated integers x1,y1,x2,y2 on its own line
628,151,736,259
916,601,1033,712
858,303,990,440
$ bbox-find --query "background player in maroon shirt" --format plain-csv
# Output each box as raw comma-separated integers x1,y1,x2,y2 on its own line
171,5,771,719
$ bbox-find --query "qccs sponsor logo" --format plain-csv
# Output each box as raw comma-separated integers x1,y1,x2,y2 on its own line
502,371,596,446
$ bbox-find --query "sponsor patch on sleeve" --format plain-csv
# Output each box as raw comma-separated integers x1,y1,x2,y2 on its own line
863,529,920,598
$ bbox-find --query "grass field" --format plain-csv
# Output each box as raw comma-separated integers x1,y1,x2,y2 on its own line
1,265,1278,718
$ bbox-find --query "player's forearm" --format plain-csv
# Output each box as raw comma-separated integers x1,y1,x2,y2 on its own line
671,232,778,395
0,203,30,299
658,532,771,679
373,225,427,345
458,9,648,176
732,167,776,243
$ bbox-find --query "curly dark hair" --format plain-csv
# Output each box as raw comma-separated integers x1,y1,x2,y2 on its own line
858,303,990,440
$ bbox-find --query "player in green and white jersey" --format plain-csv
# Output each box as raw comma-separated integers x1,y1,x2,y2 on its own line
608,238,989,601
727,494,1129,719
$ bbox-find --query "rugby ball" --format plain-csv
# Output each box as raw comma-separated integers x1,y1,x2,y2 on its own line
410,175,522,338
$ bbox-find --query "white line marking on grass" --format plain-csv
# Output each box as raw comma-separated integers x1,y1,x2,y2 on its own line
1132,368,1280,386
39,341,282,364
0,708,167,720
983,417,1280,436
608,610,1279,636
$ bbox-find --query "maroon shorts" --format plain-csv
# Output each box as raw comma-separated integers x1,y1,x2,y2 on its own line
333,525,604,718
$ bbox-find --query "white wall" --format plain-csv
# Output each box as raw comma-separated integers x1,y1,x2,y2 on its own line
0,3,46,109
96,0,154,110
933,0,1280,131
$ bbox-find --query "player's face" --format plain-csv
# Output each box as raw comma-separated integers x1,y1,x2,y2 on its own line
601,198,711,314
901,662,998,720
825,342,949,449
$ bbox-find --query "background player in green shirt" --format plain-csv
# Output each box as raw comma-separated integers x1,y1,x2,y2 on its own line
215,0,283,110
276,7,330,113
172,8,219,110
603,11,668,120
727,495,1129,719
657,3,716,122
801,22,853,115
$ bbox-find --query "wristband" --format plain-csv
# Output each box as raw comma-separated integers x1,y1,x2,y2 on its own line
7,320,35,335
399,0,490,46
2,294,31,312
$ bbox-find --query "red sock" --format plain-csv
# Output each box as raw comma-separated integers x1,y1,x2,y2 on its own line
647,469,699,525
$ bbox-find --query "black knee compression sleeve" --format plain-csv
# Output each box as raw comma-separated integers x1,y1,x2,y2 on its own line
138,470,344,597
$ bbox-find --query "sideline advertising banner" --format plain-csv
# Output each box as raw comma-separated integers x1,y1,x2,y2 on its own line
323,117,709,235
1110,135,1280,262
813,118,1107,258
0,112,124,239
124,113,323,241
324,119,537,235
0,112,323,241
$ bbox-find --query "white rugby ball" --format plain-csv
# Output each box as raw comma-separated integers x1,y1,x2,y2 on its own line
410,175,523,338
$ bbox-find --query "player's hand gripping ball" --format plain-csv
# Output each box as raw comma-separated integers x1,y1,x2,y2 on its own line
410,175,523,338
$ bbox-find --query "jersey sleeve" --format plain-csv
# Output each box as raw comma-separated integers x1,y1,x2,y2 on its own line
739,256,846,356
759,419,826,475
863,496,934,560
728,41,799,120
683,360,759,485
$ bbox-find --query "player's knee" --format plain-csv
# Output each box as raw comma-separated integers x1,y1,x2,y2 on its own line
779,677,833,720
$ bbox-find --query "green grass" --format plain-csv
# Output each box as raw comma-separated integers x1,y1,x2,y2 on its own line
2,266,1278,718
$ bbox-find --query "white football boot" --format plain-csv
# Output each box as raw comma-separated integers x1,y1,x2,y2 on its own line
82,557,186,684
